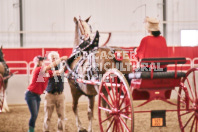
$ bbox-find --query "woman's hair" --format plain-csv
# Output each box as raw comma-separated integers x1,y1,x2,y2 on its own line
34,63,40,68
151,31,161,37
32,61,41,74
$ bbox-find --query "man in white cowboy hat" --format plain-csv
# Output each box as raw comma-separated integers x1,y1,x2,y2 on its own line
136,17,168,71
43,51,67,132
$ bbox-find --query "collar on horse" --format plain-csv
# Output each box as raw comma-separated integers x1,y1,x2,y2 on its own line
73,31,99,53
67,31,99,66
65,31,99,80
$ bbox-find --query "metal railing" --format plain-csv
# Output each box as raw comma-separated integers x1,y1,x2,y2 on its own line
192,57,198,67
6,61,29,74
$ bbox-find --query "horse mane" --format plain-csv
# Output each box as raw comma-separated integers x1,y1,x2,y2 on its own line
74,23,80,49
0,50,5,62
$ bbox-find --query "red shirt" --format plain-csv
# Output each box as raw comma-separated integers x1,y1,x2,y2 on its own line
27,67,52,95
136,36,168,60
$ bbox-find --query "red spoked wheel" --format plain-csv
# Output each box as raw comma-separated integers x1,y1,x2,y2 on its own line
0,76,4,112
178,68,198,132
98,69,134,132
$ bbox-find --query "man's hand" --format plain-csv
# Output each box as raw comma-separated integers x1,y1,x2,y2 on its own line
53,71,61,76
60,56,68,61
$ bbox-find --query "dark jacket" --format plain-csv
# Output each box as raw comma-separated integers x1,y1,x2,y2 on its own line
46,66,64,93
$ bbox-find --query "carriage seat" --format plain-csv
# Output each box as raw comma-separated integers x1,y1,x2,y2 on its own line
128,57,187,79
128,71,186,79
141,57,186,65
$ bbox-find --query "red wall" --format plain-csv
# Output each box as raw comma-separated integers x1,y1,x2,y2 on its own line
3,48,73,62
167,47,198,59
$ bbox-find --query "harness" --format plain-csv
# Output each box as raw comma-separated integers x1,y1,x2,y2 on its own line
71,51,98,96
66,31,99,96
66,31,125,96
72,31,99,53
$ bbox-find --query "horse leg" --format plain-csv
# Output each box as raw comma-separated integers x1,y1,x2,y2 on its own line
72,93,87,132
2,92,9,112
87,96,95,132
2,82,9,112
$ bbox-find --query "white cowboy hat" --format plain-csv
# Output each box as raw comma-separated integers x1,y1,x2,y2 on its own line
145,17,160,31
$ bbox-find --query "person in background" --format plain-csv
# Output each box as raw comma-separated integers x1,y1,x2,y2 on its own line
43,51,67,132
136,17,168,71
25,55,67,132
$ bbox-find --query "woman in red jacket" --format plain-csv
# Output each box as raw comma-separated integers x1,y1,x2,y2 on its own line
25,55,67,132
136,17,168,71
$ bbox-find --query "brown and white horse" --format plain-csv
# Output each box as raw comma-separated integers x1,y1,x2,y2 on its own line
67,16,132,132
0,46,10,112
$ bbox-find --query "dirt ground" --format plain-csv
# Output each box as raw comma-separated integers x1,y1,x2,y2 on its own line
0,100,182,132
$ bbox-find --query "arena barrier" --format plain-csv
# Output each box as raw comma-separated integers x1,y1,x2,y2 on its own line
3,47,198,104
192,57,198,67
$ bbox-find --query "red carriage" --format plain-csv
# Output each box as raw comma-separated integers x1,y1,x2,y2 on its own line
97,57,198,132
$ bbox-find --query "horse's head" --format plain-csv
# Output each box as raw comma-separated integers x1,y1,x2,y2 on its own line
0,46,5,62
73,16,92,47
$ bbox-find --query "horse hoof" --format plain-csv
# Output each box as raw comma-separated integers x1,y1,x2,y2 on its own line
78,129,88,132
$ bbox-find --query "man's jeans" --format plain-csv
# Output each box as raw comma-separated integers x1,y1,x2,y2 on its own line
25,90,41,128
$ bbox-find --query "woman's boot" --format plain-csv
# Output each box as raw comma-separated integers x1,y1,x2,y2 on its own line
28,126,34,132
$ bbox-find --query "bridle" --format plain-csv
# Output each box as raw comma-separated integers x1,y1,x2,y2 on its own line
78,18,92,41
78,19,85,36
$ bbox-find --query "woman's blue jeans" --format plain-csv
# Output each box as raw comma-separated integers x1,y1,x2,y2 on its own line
25,90,41,128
